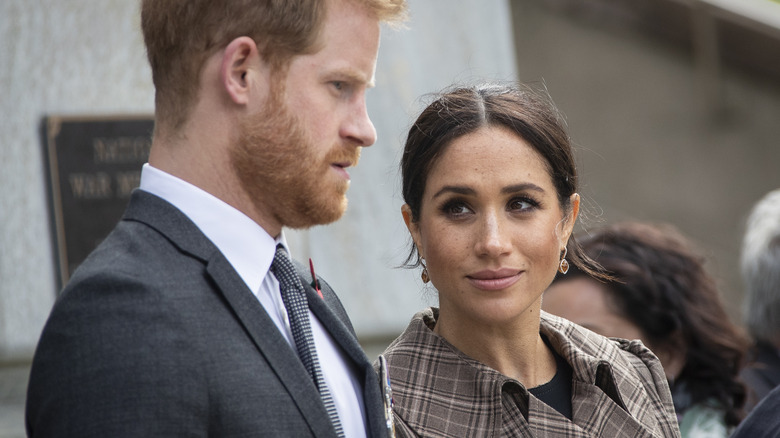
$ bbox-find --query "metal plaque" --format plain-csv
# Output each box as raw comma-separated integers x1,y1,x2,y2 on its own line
43,115,154,289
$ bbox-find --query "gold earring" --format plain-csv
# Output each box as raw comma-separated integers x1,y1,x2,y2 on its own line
559,247,569,274
420,259,430,283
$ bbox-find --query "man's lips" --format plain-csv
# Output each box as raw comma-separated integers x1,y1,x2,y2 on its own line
467,268,523,291
331,162,352,180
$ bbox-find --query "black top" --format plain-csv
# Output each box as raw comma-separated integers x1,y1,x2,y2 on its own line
529,335,574,420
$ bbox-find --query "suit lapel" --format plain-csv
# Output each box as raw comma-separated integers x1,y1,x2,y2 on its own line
123,191,336,437
304,285,367,368
206,257,337,435
302,280,387,438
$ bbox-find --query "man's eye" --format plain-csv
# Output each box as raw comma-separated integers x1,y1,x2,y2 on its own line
332,81,343,90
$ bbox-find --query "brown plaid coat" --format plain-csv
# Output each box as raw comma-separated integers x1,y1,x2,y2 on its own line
379,308,681,437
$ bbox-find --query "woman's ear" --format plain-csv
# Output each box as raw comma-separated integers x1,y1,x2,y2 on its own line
651,340,687,382
402,204,423,258
560,193,581,245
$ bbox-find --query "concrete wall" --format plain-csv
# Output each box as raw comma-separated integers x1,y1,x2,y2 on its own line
0,0,517,363
1,0,153,362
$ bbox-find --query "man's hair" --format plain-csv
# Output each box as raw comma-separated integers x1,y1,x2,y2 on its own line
141,0,407,133
741,188,780,345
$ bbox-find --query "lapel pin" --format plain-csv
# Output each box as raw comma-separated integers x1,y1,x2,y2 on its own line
308,258,324,299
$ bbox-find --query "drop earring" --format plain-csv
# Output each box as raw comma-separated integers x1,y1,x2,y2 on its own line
559,247,570,274
420,259,430,284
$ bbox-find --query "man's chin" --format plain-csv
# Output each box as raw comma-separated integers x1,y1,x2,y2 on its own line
284,196,348,230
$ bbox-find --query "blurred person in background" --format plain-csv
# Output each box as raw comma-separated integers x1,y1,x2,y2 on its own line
739,188,780,411
543,222,747,437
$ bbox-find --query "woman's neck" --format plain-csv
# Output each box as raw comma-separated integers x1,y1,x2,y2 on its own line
433,307,557,388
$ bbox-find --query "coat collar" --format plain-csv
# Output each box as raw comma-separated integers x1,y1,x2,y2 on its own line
384,308,669,437
540,311,663,435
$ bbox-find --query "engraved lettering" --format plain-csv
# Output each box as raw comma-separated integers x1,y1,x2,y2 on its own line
69,172,113,199
114,171,141,198
92,136,151,164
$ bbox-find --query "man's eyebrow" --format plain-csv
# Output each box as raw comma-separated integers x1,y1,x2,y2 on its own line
331,68,375,88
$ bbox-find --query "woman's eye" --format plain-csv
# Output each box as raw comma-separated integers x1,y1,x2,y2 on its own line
441,201,472,217
509,197,537,212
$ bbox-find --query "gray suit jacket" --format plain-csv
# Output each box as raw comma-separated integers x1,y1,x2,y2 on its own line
26,190,387,437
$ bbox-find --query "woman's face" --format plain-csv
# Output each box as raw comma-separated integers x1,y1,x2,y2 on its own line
404,125,578,328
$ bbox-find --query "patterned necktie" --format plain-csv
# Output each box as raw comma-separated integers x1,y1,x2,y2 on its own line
271,245,345,438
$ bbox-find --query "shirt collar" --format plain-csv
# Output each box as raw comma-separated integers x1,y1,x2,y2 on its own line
139,163,286,293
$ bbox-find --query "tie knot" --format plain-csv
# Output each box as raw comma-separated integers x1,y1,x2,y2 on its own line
271,245,302,292
272,244,291,268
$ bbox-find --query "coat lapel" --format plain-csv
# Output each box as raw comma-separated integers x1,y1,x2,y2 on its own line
540,311,669,437
571,380,655,437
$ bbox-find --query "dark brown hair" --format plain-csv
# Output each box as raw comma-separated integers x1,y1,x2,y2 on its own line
400,83,605,279
554,221,748,426
141,0,407,133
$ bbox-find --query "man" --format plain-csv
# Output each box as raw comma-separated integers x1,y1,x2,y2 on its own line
739,188,780,410
25,0,406,436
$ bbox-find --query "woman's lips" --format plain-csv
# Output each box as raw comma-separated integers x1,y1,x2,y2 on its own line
467,269,522,291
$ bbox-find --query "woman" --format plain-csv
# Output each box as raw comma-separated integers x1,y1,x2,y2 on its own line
543,222,748,437
379,83,680,437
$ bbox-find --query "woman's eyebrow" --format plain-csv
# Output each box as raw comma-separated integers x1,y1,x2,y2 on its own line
432,183,545,199
501,183,545,194
431,185,475,199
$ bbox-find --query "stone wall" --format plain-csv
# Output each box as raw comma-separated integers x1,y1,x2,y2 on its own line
0,0,517,362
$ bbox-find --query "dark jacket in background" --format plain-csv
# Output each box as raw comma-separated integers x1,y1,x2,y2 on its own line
739,342,780,412
729,384,780,438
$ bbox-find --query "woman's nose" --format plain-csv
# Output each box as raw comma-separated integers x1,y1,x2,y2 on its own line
475,212,511,258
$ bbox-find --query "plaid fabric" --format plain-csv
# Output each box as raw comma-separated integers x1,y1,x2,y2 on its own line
380,308,681,437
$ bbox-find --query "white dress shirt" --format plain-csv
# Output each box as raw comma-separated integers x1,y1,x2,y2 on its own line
139,164,367,437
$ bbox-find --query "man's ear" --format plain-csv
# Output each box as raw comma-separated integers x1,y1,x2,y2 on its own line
402,204,423,258
220,36,261,106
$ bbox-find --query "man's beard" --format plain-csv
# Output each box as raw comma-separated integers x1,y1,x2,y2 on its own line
230,96,360,230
